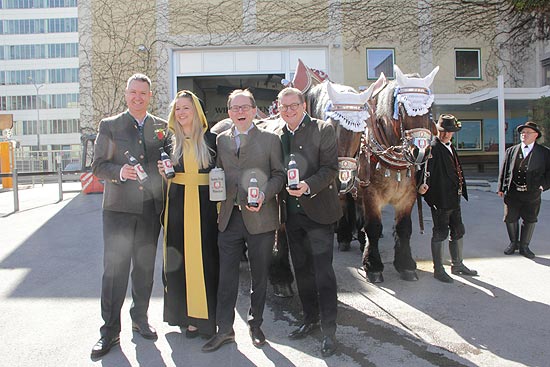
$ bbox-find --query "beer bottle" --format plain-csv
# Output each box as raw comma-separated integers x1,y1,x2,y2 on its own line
124,150,148,183
287,153,300,190
247,171,260,208
159,147,175,179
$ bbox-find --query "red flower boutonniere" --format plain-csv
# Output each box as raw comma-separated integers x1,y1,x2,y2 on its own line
154,128,166,140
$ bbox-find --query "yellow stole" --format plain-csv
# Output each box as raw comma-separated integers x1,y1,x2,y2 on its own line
163,140,209,319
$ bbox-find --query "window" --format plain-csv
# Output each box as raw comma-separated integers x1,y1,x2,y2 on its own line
455,49,481,79
455,120,482,151
0,43,78,60
542,58,550,85
1,18,76,35
0,0,76,8
366,49,395,79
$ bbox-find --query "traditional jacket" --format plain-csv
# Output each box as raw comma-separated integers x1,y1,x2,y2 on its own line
422,138,468,210
272,114,343,225
498,142,550,194
92,110,168,214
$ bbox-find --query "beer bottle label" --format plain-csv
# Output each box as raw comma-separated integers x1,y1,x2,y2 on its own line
287,168,299,187
135,163,148,182
248,186,259,207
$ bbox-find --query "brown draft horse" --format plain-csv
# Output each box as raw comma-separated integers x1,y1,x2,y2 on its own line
305,80,376,251
358,65,439,283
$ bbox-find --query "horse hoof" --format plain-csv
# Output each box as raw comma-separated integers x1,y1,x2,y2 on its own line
399,270,419,281
338,242,351,251
367,272,384,283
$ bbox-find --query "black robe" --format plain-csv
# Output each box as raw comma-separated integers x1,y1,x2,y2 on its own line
162,131,219,336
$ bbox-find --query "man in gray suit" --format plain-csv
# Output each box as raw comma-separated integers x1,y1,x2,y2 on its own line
202,89,285,352
273,87,342,357
91,74,168,359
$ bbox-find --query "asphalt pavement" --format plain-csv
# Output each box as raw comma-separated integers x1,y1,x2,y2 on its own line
1,181,549,367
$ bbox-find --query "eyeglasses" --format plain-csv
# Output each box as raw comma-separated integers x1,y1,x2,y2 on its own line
229,104,254,112
520,131,537,135
279,103,302,112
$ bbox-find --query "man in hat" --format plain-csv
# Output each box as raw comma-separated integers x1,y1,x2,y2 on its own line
418,114,477,283
497,121,550,258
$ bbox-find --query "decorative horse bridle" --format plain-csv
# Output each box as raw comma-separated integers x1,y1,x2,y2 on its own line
324,102,369,197
360,86,434,187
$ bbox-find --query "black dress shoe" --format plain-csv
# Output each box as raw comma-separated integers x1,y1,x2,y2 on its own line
201,330,235,352
519,246,535,259
185,328,199,339
434,270,454,283
451,264,478,276
321,335,337,357
273,283,294,298
90,335,119,359
132,321,158,340
249,326,266,347
504,242,518,255
288,322,319,339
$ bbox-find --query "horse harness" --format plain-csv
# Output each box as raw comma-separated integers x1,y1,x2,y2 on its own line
358,86,434,188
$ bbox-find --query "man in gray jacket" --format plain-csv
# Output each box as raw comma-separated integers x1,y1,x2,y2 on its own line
91,74,168,359
202,89,285,352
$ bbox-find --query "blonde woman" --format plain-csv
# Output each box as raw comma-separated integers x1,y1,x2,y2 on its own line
158,90,218,339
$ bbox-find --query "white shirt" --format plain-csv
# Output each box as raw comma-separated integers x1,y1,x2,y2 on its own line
522,142,534,158
440,140,453,155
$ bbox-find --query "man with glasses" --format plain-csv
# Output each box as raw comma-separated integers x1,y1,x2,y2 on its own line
202,89,285,352
271,87,342,357
498,121,550,258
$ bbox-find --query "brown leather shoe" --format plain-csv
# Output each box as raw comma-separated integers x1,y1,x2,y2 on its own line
90,335,120,359
249,326,266,347
201,330,235,352
132,321,158,340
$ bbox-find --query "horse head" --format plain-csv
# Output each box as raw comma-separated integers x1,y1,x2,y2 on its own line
308,80,374,195
372,65,439,168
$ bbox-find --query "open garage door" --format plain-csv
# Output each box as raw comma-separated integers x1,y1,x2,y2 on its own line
177,74,285,128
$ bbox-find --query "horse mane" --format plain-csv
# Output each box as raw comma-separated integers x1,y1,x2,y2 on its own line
307,81,358,122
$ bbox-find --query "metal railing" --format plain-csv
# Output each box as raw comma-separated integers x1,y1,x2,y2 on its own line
1,150,85,213
13,148,82,174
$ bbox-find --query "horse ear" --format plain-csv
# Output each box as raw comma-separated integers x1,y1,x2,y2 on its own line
420,66,439,88
326,81,337,102
371,72,387,99
359,81,375,102
394,65,407,87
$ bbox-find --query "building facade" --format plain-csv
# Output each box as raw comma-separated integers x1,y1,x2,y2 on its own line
75,1,550,175
0,0,80,158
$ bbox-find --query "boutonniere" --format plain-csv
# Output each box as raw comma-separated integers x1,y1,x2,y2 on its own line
154,127,166,140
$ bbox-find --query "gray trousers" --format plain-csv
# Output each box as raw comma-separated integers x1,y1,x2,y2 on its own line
216,207,274,334
100,200,161,337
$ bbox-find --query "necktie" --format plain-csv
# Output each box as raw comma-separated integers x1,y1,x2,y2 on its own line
237,134,247,157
